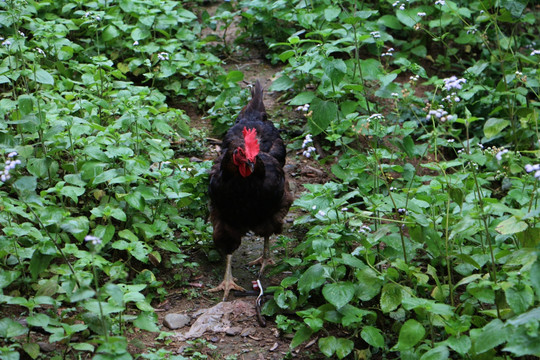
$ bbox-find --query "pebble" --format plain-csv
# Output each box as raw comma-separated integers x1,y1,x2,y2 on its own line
163,313,191,330
241,327,256,337
225,326,242,336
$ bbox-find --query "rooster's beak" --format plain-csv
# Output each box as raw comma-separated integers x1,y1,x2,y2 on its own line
247,160,255,172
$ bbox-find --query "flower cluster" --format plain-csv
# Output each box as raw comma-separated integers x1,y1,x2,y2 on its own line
381,47,394,57
426,105,456,122
443,76,467,91
2,152,21,182
410,74,420,83
495,149,509,161
530,50,540,56
525,164,540,179
359,225,372,234
85,235,102,246
157,52,169,61
368,113,384,121
295,104,310,112
302,134,316,158
443,94,461,103
417,12,426,17
435,0,445,5
392,1,405,10
2,37,11,47
370,31,381,39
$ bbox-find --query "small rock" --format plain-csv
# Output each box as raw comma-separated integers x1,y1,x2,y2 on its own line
269,342,279,352
225,326,242,336
38,342,56,352
210,336,220,343
163,313,191,330
241,327,256,337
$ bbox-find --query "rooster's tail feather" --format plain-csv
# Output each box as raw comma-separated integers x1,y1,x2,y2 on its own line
237,80,267,123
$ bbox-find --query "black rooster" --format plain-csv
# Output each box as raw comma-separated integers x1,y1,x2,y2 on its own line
208,80,292,300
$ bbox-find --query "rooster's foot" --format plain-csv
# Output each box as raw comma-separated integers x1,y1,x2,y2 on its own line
208,279,245,301
248,256,275,275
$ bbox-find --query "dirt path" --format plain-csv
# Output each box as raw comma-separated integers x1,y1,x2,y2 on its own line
147,5,330,360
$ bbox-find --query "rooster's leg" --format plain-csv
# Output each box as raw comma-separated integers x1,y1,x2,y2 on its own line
248,236,275,276
209,254,245,301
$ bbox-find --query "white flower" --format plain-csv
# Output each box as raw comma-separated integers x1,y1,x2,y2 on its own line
399,4,405,10
2,39,11,47
368,113,384,121
392,1,400,6
7,151,18,158
391,92,399,97
35,48,45,56
303,146,316,158
370,31,381,39
295,104,310,112
435,0,445,5
85,235,102,245
447,139,455,143
443,76,467,91
317,210,326,217
525,164,540,173
535,170,540,179
157,52,169,61
530,50,540,56
495,149,509,161
302,134,313,148
18,31,25,37
133,40,139,46
417,12,426,17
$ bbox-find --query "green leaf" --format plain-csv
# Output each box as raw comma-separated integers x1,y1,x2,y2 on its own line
309,97,337,136
484,118,510,139
61,216,89,236
269,75,294,92
291,325,313,348
131,27,150,41
23,342,40,359
472,319,507,354
26,313,51,328
133,311,160,332
30,68,54,85
395,319,425,350
18,95,34,116
0,318,29,338
495,216,528,235
0,270,20,289
60,186,85,203
322,282,355,309
318,336,337,357
27,158,57,179
155,239,181,253
505,285,534,314
420,345,449,360
226,70,244,83
378,15,403,30
380,283,402,313
361,326,385,348
356,267,383,301
396,9,421,28
288,91,316,106
29,253,53,280
297,263,326,295
102,25,120,41
445,335,471,355
324,6,341,21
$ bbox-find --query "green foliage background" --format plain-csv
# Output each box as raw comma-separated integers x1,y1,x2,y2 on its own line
1,0,539,359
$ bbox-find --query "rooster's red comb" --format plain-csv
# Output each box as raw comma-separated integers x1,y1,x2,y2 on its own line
243,127,260,161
